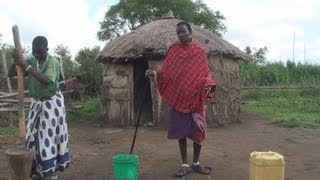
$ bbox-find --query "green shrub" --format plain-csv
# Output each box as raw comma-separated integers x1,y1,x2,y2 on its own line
67,97,101,122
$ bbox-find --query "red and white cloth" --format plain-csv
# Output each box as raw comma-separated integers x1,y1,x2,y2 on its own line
156,41,216,114
156,41,216,143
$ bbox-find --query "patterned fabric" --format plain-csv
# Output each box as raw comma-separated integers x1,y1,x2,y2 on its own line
26,55,60,99
156,41,216,114
26,91,69,177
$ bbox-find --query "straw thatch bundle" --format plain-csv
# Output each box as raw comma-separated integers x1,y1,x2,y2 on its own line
96,17,249,63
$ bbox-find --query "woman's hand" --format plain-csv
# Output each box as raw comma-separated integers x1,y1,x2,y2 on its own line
145,69,156,78
12,48,28,69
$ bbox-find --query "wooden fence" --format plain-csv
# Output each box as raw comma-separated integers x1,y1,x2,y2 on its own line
0,49,79,113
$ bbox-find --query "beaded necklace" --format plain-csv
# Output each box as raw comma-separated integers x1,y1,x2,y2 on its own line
36,55,49,73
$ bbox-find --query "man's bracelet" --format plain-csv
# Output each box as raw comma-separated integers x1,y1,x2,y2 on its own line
25,65,32,72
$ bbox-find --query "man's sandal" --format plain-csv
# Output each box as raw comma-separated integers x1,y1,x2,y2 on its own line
175,165,191,177
191,164,212,174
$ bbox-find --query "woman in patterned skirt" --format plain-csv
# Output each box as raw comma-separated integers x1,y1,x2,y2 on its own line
10,36,70,180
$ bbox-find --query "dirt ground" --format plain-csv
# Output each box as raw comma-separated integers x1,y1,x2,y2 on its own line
1,112,320,180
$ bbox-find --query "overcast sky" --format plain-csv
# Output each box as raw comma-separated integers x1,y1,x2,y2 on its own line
1,0,319,64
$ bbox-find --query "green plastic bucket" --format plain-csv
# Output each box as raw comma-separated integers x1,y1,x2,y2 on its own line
113,154,139,180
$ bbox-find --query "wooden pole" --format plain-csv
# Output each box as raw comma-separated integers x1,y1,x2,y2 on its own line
2,49,14,126
12,25,26,138
1,50,13,93
304,41,306,64
292,31,295,62
59,56,65,81
0,90,29,99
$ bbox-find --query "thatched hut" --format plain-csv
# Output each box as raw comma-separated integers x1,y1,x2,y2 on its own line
96,13,250,127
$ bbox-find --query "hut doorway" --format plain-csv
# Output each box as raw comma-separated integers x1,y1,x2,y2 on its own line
133,60,153,125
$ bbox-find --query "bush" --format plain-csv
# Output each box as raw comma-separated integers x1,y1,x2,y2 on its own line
67,97,101,122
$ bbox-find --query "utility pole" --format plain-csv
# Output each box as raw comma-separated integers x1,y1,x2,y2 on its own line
304,41,306,64
292,31,295,62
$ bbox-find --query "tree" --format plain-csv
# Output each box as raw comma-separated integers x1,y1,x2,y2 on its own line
97,0,226,41
0,36,15,90
74,46,103,97
53,45,79,80
0,33,12,49
244,46,268,64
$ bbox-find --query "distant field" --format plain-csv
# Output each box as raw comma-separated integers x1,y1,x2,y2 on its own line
241,87,320,128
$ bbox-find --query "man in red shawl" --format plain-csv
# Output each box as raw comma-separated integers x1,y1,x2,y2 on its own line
146,21,216,177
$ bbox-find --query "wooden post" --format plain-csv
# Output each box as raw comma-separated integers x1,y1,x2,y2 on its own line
59,56,65,81
12,25,26,138
2,49,14,126
1,49,13,93
5,147,33,180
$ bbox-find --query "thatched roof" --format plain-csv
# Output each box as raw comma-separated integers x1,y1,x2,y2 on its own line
96,17,250,63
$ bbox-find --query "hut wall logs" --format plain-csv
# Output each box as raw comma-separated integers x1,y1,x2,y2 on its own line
207,56,241,126
101,63,134,126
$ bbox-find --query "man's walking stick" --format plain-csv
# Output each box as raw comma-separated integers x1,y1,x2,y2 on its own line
12,25,26,138
130,79,150,154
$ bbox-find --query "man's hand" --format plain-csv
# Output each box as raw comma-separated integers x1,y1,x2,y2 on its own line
12,48,28,69
145,69,156,78
205,86,215,100
205,87,211,93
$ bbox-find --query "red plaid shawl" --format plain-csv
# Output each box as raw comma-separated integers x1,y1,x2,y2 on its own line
156,41,216,113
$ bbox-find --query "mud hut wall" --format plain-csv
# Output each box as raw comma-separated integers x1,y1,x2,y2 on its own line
206,56,241,126
101,63,134,126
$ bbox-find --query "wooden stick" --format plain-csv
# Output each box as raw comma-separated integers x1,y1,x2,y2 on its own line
0,98,31,103
0,90,29,99
60,56,65,81
0,102,11,106
1,50,13,93
1,49,15,126
0,108,29,112
0,91,7,95
12,25,26,138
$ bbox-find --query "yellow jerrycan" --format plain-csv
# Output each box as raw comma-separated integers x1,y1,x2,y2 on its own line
249,151,285,180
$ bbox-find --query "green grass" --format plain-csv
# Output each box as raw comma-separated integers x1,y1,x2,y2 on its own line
67,97,101,122
0,126,18,136
284,137,303,144
242,89,320,128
